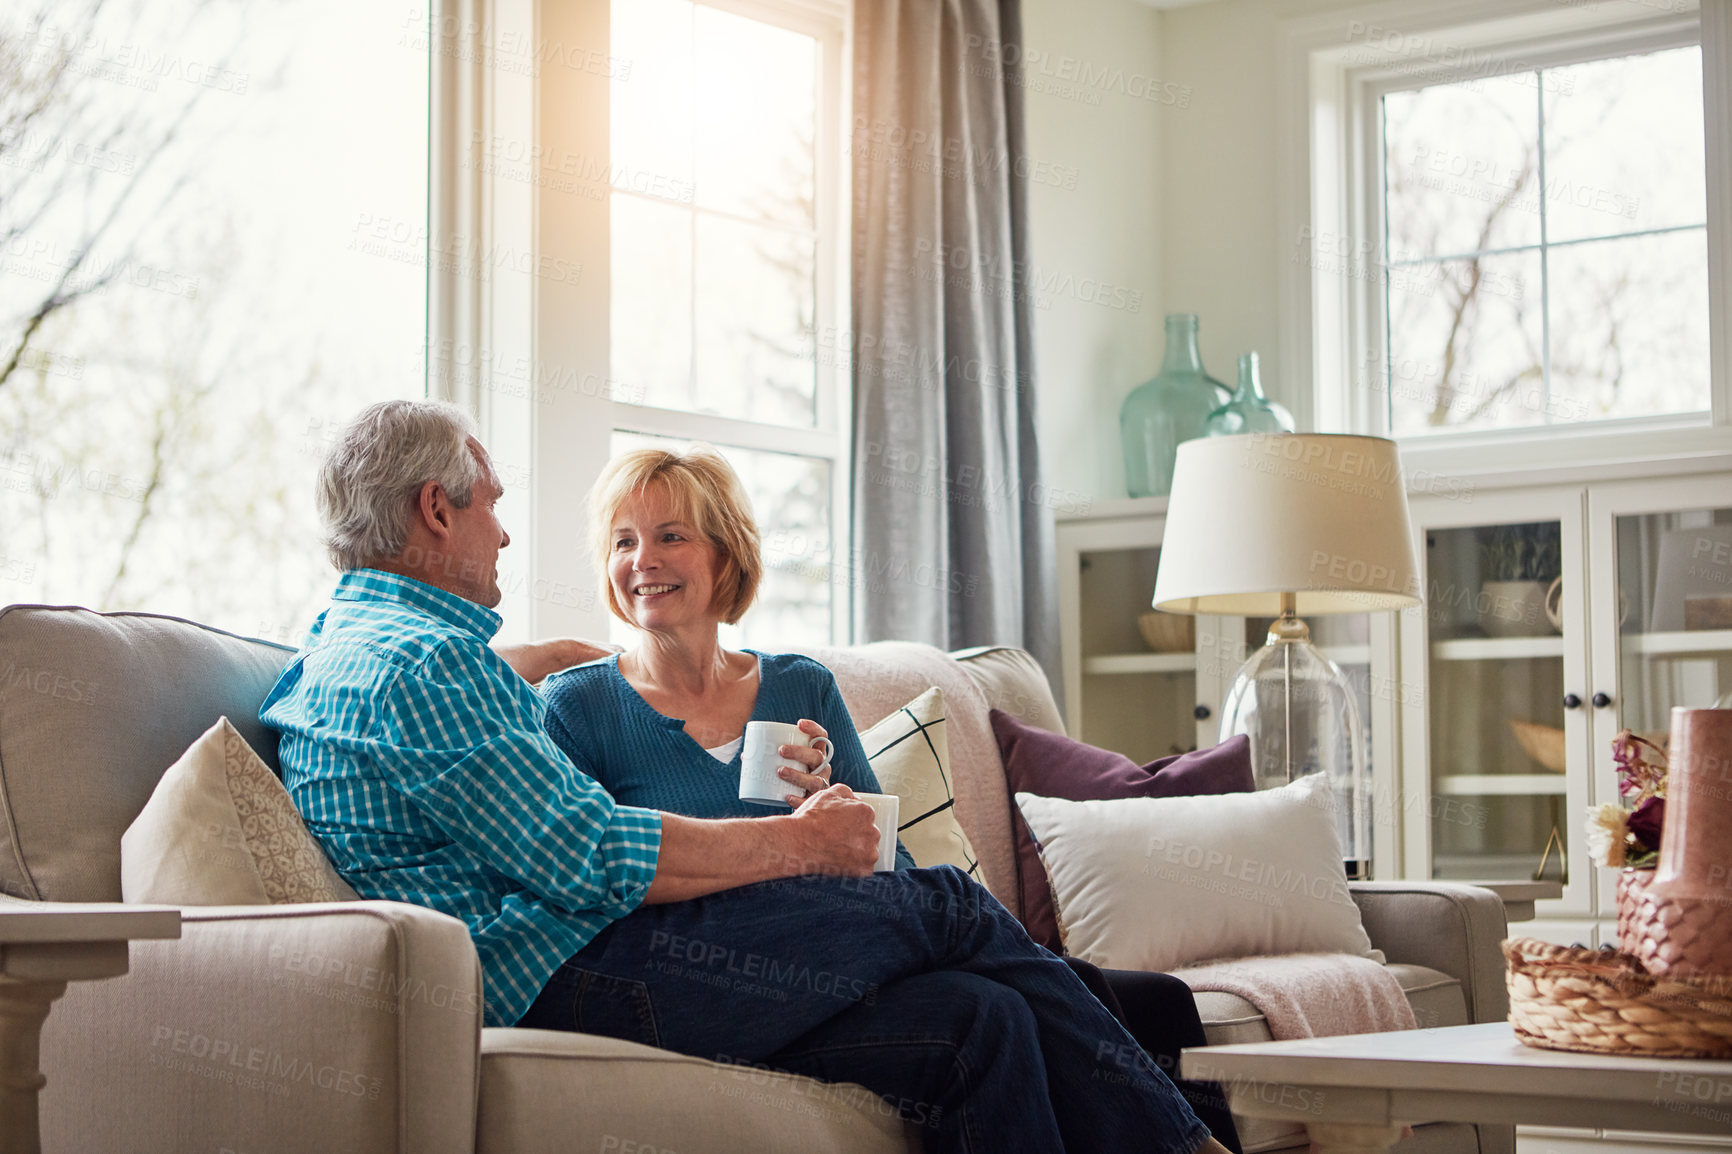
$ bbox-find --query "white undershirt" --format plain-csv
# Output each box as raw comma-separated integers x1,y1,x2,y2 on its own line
697,655,759,763
704,736,742,763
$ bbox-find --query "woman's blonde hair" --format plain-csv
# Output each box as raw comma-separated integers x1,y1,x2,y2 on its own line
590,444,762,626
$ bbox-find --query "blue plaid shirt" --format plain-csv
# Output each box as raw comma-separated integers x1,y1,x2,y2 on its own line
260,569,663,1027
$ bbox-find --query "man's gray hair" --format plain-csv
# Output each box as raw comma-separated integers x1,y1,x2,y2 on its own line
318,400,484,571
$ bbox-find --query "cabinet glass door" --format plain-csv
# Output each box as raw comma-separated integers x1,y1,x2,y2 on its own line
1077,542,1202,761
1612,507,1732,733
1588,480,1732,926
1412,510,1588,907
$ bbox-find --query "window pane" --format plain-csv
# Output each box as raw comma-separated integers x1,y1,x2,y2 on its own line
694,216,816,424
611,195,694,410
1381,43,1708,437
607,431,832,650
1543,47,1704,243
608,0,822,427
694,6,816,228
1388,252,1544,434
1548,230,1710,420
0,0,425,641
609,0,695,198
1384,78,1541,259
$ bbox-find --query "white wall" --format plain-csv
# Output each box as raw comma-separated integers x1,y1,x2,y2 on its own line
1156,0,1386,435
1020,0,1167,505
1157,0,1293,421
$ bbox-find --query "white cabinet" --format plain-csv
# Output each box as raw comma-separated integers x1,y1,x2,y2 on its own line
1056,499,1399,874
1400,467,1732,932
1056,464,1732,931
1055,498,1225,763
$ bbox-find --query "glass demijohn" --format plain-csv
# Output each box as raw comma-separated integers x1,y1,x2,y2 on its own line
1220,614,1372,874
1205,352,1296,437
1119,314,1230,497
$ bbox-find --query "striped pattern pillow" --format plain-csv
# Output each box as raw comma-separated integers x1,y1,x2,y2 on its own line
861,687,979,878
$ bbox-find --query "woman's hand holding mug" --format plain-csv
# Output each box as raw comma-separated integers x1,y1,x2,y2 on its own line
739,718,832,807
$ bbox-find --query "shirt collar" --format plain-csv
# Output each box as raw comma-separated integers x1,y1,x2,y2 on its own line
332,569,504,642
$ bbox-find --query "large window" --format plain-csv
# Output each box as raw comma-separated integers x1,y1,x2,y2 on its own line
0,0,427,641
603,0,845,648
1380,44,1709,435
1284,4,1730,460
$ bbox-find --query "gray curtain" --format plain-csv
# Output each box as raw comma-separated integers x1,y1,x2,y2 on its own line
850,0,1060,695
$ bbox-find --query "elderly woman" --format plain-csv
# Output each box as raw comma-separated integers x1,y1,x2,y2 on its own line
540,444,914,868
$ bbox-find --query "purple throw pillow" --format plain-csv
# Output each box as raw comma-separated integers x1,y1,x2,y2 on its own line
990,708,1254,952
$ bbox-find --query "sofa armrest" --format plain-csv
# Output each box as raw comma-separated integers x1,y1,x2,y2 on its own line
40,900,482,1154
1350,882,1509,1024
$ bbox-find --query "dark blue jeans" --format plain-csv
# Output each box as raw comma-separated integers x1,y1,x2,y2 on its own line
518,865,1212,1154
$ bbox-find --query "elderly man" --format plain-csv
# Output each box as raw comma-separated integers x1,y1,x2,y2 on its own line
261,399,1229,1154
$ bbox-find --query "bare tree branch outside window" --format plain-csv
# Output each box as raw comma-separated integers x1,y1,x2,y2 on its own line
1379,46,1708,436
0,0,425,640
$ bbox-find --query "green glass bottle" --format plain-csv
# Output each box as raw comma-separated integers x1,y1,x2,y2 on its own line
1205,352,1295,437
1119,314,1230,497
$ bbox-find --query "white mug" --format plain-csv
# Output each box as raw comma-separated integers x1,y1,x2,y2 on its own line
739,721,832,808
854,792,901,872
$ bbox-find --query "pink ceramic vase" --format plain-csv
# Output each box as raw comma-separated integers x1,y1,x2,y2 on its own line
1625,708,1732,977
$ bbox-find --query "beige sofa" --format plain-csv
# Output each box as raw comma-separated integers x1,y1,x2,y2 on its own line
0,604,1513,1153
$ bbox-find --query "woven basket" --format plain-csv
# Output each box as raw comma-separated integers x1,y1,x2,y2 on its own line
1504,937,1732,1058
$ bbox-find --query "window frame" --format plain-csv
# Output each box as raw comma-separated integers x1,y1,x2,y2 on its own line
1277,0,1732,479
431,0,852,645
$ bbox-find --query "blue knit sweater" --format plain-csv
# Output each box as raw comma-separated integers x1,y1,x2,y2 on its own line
542,651,914,870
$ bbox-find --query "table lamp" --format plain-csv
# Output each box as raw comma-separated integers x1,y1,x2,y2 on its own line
1149,434,1422,876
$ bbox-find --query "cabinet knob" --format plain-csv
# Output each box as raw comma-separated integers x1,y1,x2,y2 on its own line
1194,704,1212,721
1592,692,1613,709
1563,694,1582,710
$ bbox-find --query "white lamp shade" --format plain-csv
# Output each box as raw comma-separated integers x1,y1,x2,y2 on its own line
1150,433,1422,615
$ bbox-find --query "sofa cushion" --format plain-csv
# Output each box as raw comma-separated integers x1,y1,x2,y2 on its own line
992,708,1253,950
478,1028,915,1154
949,646,1065,733
793,641,1023,912
1015,774,1373,971
0,605,295,901
122,716,358,905
860,688,979,878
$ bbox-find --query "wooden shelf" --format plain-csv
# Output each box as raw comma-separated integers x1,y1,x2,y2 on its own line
1434,853,1553,881
1432,635,1565,661
1083,653,1196,676
1435,774,1568,796
1620,629,1732,656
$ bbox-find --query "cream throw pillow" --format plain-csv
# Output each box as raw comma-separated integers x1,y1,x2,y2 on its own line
861,687,979,878
122,716,358,904
1015,772,1373,971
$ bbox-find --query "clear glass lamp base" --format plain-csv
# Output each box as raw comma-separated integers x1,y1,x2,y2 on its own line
1219,614,1372,870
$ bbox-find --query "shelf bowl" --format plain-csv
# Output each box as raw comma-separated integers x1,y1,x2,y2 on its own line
1509,719,1567,773
1138,612,1195,653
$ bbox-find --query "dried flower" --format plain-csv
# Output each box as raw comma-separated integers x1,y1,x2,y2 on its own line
1611,730,1667,802
1585,803,1630,869
1627,796,1666,862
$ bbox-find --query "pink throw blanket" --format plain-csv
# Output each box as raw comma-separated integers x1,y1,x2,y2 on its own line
1173,953,1417,1040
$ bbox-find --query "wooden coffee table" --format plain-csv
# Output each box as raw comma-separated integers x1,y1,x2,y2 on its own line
1180,1021,1732,1154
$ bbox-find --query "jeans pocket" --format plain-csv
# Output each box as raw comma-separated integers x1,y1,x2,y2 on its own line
576,971,661,1049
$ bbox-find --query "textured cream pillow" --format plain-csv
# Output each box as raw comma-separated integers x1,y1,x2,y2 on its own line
122,716,358,904
861,687,979,878
1015,773,1373,971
